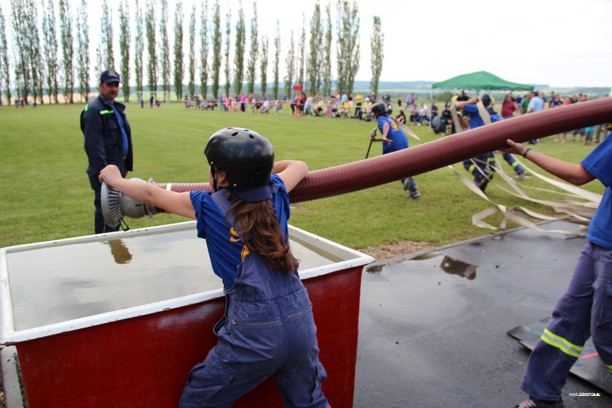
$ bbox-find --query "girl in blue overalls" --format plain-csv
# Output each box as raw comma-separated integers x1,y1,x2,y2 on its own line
502,136,612,408
99,128,329,408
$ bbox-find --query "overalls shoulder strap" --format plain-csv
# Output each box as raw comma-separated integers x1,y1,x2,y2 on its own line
210,187,302,302
210,189,233,219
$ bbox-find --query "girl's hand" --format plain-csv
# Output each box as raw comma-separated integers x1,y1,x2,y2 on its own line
501,139,528,156
99,165,122,186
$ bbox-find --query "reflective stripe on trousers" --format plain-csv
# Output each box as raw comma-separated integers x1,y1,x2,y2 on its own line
520,242,612,400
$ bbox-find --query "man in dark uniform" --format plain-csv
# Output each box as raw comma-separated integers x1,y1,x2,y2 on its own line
81,69,133,233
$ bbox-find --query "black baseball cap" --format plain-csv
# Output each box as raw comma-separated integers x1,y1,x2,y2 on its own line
100,69,121,83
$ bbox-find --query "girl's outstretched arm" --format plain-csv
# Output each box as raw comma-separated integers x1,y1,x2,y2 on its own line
502,139,595,186
272,160,308,193
99,165,196,219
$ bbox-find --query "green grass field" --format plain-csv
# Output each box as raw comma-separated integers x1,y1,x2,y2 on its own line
0,101,603,250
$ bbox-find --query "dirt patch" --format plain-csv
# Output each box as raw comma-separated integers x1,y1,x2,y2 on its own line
358,240,435,261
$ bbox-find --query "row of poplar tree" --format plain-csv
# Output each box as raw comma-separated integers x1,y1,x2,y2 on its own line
0,0,385,106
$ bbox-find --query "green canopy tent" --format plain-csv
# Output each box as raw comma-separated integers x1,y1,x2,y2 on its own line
432,71,534,91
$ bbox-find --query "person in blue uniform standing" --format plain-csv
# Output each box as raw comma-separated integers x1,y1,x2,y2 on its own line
502,133,612,408
369,102,421,199
82,69,134,233
99,128,329,408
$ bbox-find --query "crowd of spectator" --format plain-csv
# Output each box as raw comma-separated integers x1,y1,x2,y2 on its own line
178,89,609,145
180,91,438,125
495,90,609,145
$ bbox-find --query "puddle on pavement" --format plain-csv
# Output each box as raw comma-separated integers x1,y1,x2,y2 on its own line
439,255,477,280
362,253,480,324
366,253,478,280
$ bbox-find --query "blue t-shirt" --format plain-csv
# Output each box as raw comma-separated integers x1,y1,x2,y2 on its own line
190,174,291,288
377,115,408,154
463,104,501,129
581,133,612,249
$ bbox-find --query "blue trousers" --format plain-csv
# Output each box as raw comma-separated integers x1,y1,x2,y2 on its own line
401,177,417,193
520,242,612,401
502,152,525,175
463,153,496,191
179,291,329,408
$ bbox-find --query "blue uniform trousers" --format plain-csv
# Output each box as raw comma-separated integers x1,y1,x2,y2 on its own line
463,152,496,191
180,251,330,408
520,242,612,401
401,177,417,193
501,152,525,175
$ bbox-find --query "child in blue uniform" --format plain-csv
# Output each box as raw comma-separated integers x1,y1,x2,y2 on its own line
502,134,612,408
456,94,526,191
369,102,421,199
455,94,498,192
99,128,329,408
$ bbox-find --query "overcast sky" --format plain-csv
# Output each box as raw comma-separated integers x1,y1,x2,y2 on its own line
268,0,612,88
2,0,611,89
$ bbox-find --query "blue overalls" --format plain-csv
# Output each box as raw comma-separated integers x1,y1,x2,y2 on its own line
180,187,330,408
377,115,419,195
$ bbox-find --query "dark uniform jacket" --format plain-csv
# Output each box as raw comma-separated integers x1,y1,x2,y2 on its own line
81,94,133,178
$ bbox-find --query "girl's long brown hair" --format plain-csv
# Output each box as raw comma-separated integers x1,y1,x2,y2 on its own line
229,197,299,274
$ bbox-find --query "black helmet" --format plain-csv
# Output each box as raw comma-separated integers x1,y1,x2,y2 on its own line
371,102,388,116
204,128,274,190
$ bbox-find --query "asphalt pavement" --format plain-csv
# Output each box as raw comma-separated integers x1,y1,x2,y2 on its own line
354,221,612,408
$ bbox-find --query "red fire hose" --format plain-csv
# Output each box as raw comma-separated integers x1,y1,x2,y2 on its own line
102,98,612,225
157,98,612,203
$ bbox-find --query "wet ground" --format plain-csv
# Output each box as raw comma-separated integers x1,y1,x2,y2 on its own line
353,221,612,408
